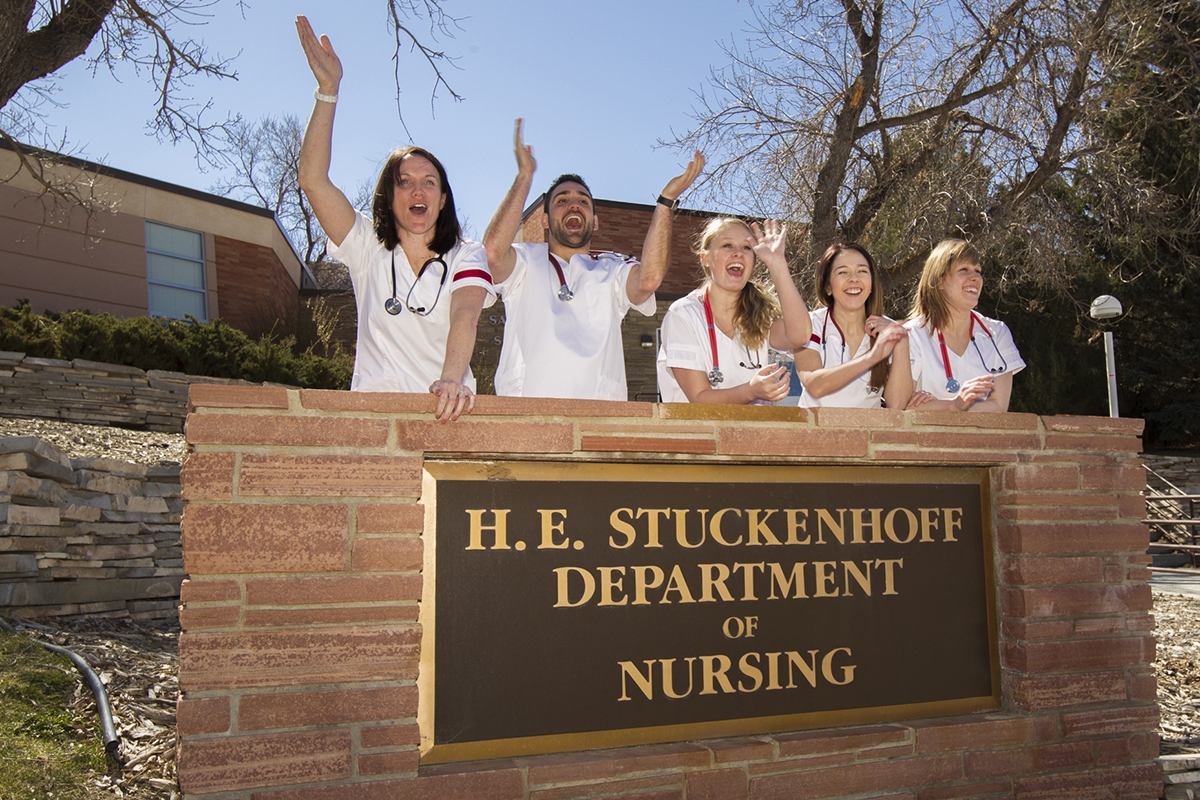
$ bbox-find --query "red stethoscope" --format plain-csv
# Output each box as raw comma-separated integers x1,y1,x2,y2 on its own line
547,252,573,301
937,312,1007,392
702,290,763,387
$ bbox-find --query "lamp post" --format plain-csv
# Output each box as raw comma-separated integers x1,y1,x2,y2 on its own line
1089,295,1123,418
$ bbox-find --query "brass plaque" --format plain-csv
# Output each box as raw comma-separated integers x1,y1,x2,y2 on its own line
419,463,998,763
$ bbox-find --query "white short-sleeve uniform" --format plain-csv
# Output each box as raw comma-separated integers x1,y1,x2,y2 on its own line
905,312,1025,400
657,288,769,403
799,307,884,409
494,242,655,400
328,213,496,393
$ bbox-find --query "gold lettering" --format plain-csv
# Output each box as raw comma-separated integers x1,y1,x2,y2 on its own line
746,509,782,545
785,509,810,545
943,508,962,542
918,508,940,543
598,566,627,606
699,654,735,695
538,509,568,549
618,660,654,700
677,509,706,548
786,650,820,688
822,647,856,685
732,562,764,600
765,651,783,690
738,652,763,692
768,562,808,599
815,508,847,545
636,508,670,548
465,509,510,550
710,508,744,546
661,657,695,698
849,508,883,544
813,561,839,597
884,507,919,544
553,566,595,607
842,560,872,596
609,508,636,549
660,565,697,604
699,563,734,602
630,565,665,605
876,558,903,595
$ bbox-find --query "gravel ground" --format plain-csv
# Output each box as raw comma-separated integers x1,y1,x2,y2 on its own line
0,416,187,465
1153,590,1200,753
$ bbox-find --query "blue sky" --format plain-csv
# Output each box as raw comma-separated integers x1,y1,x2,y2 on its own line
37,0,759,240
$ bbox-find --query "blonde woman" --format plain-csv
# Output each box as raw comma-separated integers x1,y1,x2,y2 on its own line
657,218,811,403
904,239,1024,411
797,242,913,409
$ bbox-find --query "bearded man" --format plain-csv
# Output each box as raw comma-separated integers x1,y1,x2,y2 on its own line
483,119,703,400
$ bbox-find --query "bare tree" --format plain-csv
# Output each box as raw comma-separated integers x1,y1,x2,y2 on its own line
0,0,462,212
212,114,323,261
670,0,1169,290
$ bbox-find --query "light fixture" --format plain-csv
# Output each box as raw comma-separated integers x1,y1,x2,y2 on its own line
1089,295,1124,417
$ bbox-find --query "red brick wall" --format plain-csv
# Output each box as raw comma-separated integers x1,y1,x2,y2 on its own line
213,236,299,335
178,394,1158,799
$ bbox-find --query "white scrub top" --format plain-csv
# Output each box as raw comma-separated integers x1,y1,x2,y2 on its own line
905,312,1025,400
799,307,885,409
494,242,655,401
329,213,496,393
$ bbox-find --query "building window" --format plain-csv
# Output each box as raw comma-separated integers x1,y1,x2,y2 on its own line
145,221,207,321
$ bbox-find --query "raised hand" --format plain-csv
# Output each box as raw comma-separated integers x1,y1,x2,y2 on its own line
750,219,787,267
660,151,705,203
296,16,343,94
514,118,536,178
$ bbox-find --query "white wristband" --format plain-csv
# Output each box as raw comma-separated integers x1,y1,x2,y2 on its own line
313,89,339,104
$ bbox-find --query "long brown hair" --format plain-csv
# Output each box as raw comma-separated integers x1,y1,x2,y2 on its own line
695,218,780,351
909,239,981,332
814,241,888,391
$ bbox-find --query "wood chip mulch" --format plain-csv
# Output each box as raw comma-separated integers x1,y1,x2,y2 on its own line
3,616,180,799
1154,589,1200,753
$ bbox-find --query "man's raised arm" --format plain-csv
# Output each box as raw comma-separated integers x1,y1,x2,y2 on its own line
483,118,538,285
626,151,705,306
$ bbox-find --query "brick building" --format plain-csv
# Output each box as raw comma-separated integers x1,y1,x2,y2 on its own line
473,196,720,400
0,143,314,335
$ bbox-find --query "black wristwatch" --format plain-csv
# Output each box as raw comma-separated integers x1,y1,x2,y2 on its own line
656,194,679,210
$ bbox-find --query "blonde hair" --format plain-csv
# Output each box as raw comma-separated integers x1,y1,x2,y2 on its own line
909,238,981,332
695,217,780,351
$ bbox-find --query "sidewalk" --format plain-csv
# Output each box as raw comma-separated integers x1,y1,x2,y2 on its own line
1152,569,1200,599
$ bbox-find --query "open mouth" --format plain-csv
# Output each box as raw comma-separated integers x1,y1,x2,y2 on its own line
564,212,585,231
410,203,428,216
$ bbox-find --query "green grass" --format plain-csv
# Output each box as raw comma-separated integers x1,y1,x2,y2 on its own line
0,630,110,800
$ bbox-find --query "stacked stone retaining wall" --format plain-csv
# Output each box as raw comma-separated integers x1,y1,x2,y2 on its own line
0,350,260,433
0,435,182,620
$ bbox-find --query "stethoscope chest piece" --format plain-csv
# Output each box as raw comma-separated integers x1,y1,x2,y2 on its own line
946,377,960,392
558,284,574,302
708,368,724,387
384,297,404,316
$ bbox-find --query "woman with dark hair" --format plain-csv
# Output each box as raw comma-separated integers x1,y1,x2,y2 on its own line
656,217,811,403
796,242,913,409
904,239,1024,412
296,16,494,421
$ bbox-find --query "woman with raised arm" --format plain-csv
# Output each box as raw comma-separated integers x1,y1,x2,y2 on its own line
657,218,811,404
796,242,913,409
295,16,494,422
904,239,1025,412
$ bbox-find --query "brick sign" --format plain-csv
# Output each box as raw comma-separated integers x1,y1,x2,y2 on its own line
420,462,998,764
